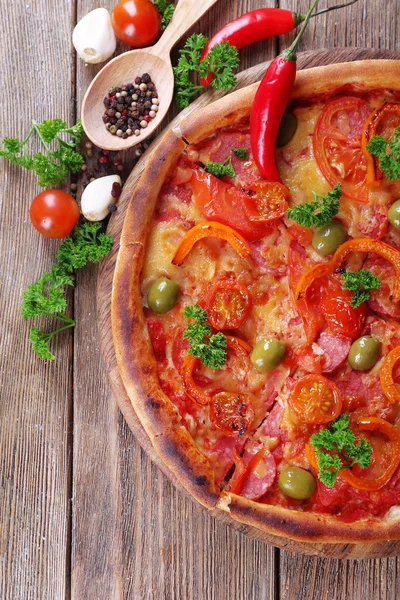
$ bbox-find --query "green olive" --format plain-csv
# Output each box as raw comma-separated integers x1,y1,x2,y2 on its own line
147,277,180,314
250,338,286,373
348,336,380,371
278,466,316,500
276,112,298,147
388,199,400,231
312,221,348,257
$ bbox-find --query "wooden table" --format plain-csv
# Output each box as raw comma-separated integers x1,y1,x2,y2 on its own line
1,0,400,598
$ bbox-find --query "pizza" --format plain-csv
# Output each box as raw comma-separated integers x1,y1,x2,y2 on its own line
112,60,400,548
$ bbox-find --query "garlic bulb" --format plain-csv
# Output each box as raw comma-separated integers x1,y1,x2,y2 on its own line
81,175,122,221
73,8,116,64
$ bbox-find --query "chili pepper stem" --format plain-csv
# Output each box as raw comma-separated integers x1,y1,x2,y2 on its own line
294,0,359,26
283,0,320,62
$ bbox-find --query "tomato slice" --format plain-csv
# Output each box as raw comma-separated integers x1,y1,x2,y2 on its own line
362,102,400,185
190,169,276,242
242,181,289,222
203,279,252,330
289,374,343,425
210,392,254,437
313,96,371,202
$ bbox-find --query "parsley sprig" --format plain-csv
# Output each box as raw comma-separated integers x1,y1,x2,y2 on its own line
286,183,342,228
367,126,400,181
310,414,373,487
173,34,239,109
183,305,227,369
153,0,174,30
21,222,113,360
0,119,84,188
231,147,249,159
206,156,236,178
341,269,381,308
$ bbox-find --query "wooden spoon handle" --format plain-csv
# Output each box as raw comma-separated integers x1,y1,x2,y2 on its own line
153,0,220,58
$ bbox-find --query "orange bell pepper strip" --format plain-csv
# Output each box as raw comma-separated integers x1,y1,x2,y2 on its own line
295,239,400,303
172,221,251,266
339,417,400,491
305,442,319,470
180,335,251,405
380,346,400,404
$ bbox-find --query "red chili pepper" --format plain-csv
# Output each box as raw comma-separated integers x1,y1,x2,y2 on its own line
250,0,321,182
200,1,359,87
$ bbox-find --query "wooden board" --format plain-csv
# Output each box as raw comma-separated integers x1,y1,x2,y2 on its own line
98,48,400,560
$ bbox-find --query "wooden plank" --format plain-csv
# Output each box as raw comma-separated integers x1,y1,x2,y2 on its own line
0,1,75,598
278,0,400,597
72,1,278,598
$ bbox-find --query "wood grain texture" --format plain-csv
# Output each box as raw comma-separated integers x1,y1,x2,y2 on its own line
0,2,75,599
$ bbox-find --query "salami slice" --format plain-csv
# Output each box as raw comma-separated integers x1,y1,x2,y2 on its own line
316,332,352,373
240,443,277,500
364,254,400,320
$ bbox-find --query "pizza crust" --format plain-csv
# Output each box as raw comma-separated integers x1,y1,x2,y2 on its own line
112,61,400,545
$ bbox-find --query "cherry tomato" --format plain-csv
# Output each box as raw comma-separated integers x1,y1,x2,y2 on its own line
210,392,254,437
190,169,275,242
30,190,80,239
203,279,252,330
242,181,289,223
112,0,160,48
313,97,371,202
289,374,343,425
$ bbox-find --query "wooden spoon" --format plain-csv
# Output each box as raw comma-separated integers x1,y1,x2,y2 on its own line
81,0,219,150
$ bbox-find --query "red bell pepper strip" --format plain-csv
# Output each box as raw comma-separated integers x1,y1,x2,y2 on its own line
250,0,321,182
200,1,359,87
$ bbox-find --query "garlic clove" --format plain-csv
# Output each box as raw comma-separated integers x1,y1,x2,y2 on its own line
81,175,122,222
73,8,116,65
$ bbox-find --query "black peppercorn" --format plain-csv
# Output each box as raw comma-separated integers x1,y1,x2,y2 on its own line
108,204,118,212
141,73,151,83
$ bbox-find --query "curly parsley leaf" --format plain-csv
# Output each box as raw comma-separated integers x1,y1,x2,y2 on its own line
231,147,248,159
22,222,113,360
286,183,342,228
310,414,373,487
173,34,239,109
367,126,400,181
29,327,57,361
199,41,239,90
341,269,381,308
0,118,84,187
206,157,236,178
183,305,227,369
56,222,114,273
153,0,174,30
